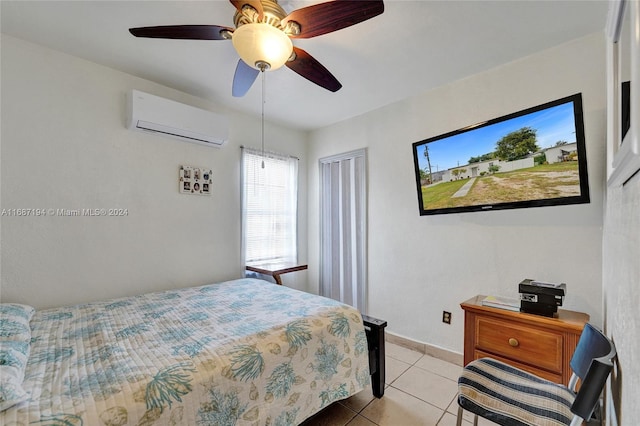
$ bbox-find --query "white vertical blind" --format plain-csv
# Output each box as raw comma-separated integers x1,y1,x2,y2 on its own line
319,149,367,312
241,147,298,264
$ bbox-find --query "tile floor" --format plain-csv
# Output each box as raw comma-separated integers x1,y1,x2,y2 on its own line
301,342,497,426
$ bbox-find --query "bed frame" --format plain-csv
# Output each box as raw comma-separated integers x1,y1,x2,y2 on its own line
362,314,387,398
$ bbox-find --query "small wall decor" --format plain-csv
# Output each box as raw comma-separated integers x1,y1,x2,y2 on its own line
179,165,212,195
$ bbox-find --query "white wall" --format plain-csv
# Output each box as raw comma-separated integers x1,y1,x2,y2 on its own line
603,167,640,424
601,1,640,420
0,35,308,308
308,33,606,353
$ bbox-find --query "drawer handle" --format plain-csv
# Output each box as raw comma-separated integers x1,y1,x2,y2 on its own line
508,338,519,347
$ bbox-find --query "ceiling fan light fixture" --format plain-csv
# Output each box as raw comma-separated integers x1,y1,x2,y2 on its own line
232,23,293,71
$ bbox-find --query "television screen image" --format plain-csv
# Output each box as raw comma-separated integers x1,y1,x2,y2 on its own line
412,93,590,216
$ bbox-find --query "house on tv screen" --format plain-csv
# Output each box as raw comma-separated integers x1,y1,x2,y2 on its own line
435,142,579,183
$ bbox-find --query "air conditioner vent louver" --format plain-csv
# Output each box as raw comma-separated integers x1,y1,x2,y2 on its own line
126,89,228,147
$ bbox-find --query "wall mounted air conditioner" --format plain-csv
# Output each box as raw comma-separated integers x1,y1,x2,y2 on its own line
126,89,228,147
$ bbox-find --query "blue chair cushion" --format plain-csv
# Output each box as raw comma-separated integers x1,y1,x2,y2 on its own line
458,358,576,426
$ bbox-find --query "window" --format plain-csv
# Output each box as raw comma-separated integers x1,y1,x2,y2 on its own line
241,147,298,265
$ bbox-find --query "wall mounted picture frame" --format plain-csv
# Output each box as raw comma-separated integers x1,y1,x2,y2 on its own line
606,0,640,186
179,165,212,195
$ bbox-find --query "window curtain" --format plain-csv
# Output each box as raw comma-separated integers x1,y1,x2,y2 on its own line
241,146,298,266
319,149,367,312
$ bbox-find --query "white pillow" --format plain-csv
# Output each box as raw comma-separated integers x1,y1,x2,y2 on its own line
0,303,35,411
0,340,30,411
0,303,35,342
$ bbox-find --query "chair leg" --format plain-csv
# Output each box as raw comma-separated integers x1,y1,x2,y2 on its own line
569,415,584,426
457,405,478,426
456,406,463,426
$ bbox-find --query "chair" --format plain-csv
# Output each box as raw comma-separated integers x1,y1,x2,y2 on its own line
456,323,616,426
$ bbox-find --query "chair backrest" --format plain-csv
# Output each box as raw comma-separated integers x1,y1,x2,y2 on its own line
569,323,616,421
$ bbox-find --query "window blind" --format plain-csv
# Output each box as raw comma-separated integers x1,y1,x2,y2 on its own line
241,147,298,265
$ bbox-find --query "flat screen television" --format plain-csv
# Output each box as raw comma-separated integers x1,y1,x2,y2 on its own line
412,93,590,216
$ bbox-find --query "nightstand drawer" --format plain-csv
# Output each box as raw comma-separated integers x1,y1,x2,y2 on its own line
476,316,563,373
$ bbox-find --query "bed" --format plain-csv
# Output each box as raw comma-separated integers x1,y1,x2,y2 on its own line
0,278,373,425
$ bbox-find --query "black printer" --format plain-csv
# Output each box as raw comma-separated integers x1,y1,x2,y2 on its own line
518,279,566,317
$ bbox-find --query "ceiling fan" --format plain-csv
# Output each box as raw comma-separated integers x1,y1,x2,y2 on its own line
129,0,384,97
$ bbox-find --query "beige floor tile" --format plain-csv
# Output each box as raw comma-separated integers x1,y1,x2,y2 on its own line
438,413,480,426
392,366,458,410
477,417,500,425
445,397,460,417
385,342,423,364
437,411,469,426
385,356,412,384
340,386,376,413
360,386,445,426
346,414,378,426
446,400,499,426
300,402,357,426
414,355,463,382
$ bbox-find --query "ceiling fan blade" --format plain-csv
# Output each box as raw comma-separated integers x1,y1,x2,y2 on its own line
232,59,260,97
285,47,342,92
229,0,263,20
129,25,233,40
282,0,384,39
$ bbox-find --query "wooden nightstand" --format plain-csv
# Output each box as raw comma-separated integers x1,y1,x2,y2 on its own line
461,295,589,385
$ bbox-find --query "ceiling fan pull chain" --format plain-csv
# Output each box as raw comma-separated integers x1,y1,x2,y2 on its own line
261,68,266,169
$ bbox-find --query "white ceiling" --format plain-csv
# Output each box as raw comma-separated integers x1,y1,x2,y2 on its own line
1,0,608,131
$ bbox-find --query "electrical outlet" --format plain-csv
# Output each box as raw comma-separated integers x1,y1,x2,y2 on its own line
442,311,452,324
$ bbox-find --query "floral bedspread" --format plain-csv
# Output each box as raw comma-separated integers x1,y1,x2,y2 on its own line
1,278,370,425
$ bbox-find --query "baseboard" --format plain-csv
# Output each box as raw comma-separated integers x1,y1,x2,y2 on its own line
386,331,463,366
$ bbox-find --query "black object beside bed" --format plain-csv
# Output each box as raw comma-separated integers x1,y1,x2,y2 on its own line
362,314,387,399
